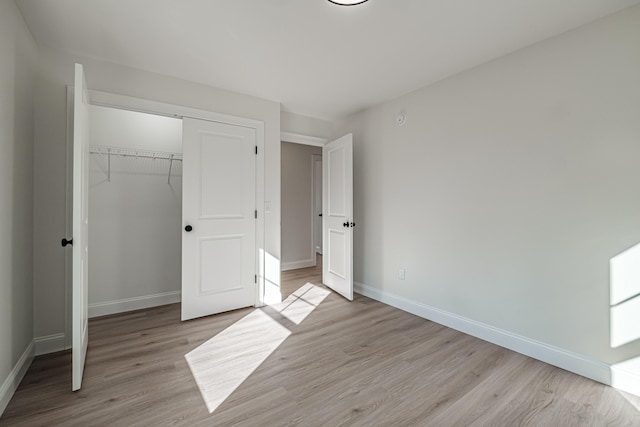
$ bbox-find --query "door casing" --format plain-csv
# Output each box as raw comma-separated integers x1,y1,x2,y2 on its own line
65,89,266,342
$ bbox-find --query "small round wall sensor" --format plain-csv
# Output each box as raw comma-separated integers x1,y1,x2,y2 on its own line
395,112,407,127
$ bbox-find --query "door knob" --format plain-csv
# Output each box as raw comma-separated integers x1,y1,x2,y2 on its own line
61,238,73,247
343,222,349,227
185,225,193,232
350,222,356,228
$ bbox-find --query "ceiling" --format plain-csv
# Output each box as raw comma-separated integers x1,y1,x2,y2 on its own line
16,0,640,120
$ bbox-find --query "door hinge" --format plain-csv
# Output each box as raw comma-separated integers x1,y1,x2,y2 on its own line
255,145,258,155
254,274,257,283
255,209,257,219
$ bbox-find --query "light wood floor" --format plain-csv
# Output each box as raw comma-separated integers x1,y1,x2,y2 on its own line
280,254,323,299
2,260,640,426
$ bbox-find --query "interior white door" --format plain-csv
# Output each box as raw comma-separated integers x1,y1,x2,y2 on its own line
313,155,323,255
323,134,354,300
182,117,257,321
72,63,90,391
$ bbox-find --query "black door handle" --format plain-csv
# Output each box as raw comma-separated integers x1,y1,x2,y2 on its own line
319,213,322,217
343,222,349,227
185,225,193,232
61,238,73,247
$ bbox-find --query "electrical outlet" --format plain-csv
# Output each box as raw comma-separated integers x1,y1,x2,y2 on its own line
399,268,406,280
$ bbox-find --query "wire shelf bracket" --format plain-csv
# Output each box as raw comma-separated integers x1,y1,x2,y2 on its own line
89,145,183,184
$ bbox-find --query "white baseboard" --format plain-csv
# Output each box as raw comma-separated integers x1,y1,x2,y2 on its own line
0,340,34,416
281,259,316,271
611,361,640,397
354,281,626,392
35,333,67,356
89,290,181,318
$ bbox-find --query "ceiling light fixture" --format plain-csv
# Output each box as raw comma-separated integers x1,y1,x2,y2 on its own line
328,0,369,5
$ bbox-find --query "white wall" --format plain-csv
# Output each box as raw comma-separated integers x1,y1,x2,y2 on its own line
337,4,640,370
89,105,182,152
88,106,182,317
0,0,37,413
281,142,322,270
33,47,281,343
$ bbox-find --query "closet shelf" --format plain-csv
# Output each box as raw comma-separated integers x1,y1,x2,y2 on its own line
89,145,182,184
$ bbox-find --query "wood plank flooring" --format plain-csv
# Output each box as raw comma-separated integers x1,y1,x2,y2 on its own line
2,260,640,426
280,255,323,299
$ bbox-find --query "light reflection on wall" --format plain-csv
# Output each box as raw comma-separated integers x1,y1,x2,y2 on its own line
610,243,640,348
262,249,282,305
611,356,640,399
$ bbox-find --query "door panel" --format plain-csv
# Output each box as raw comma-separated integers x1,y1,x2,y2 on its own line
199,235,244,294
323,134,353,300
328,147,345,216
328,229,346,278
200,135,247,218
72,63,90,391
182,118,257,320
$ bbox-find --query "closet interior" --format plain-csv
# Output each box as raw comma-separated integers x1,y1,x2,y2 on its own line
88,105,183,318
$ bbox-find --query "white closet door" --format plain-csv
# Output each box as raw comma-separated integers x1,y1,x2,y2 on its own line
72,63,90,391
323,134,354,300
181,118,257,321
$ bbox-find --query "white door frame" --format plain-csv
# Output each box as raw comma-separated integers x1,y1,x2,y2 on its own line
280,131,328,148
65,89,266,341
280,132,329,281
312,153,323,257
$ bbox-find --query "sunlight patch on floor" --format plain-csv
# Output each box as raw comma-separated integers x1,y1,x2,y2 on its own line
269,283,331,325
185,309,290,413
185,283,329,413
615,388,640,412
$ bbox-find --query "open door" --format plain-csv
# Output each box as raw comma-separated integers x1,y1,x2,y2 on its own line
323,134,354,300
181,118,257,321
313,154,323,256
72,63,90,391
